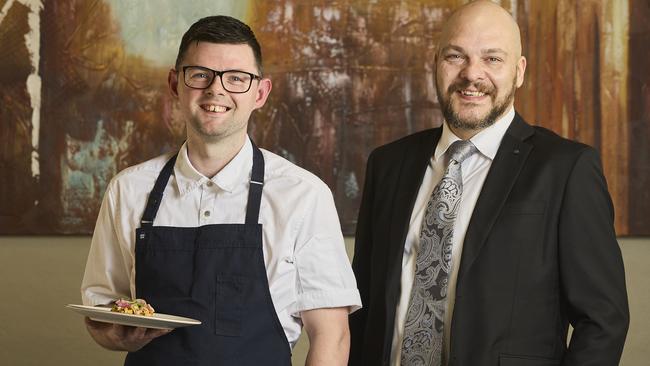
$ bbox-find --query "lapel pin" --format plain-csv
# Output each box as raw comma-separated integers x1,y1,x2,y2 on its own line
513,148,520,155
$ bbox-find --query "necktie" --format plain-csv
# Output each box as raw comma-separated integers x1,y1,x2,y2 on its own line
401,140,477,366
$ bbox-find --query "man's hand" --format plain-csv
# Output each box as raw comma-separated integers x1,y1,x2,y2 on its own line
84,317,172,352
302,307,350,366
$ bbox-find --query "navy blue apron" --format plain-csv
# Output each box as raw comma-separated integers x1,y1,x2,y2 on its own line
125,143,292,365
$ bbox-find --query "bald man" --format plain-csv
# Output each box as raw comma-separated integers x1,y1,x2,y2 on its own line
349,1,629,365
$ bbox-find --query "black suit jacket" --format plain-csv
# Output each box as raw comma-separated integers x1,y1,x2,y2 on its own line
349,114,629,366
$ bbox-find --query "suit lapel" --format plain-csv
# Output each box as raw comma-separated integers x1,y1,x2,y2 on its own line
458,114,535,282
385,129,441,306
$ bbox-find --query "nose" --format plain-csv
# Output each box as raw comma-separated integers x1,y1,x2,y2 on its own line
459,58,485,82
204,74,227,96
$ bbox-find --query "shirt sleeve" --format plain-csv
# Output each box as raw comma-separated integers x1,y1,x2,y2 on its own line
80,180,133,306
290,181,362,317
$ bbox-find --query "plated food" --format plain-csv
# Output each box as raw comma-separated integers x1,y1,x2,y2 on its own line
111,298,155,316
66,304,202,329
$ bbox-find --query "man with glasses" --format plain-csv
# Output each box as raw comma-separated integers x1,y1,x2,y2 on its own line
81,16,360,365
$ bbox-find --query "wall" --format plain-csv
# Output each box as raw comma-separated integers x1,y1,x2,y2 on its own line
0,237,647,365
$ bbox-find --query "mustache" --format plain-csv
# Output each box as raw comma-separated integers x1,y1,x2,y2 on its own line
447,80,493,95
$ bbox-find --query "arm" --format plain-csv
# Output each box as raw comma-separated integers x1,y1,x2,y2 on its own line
348,151,376,364
303,307,351,366
81,180,131,306
81,181,171,351
290,172,361,363
559,148,629,365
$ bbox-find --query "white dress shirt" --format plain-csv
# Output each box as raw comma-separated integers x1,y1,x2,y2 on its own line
390,108,515,365
81,136,362,348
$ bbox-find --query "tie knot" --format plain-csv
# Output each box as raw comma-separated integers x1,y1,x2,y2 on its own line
447,140,476,165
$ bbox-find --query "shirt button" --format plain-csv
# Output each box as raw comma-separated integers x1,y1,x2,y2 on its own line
204,210,211,217
206,181,214,187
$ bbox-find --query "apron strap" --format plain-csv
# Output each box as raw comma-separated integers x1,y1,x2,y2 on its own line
245,142,265,225
140,154,178,227
139,140,265,228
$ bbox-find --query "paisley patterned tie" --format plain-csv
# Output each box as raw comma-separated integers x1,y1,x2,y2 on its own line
401,140,477,366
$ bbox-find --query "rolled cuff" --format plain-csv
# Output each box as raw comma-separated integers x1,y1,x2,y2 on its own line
291,289,362,317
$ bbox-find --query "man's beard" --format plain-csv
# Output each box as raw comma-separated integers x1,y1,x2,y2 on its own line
437,76,517,131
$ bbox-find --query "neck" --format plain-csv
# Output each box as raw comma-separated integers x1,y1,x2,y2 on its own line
448,126,480,140
186,133,247,178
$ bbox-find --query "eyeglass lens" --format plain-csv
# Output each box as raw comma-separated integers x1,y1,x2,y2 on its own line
184,66,254,93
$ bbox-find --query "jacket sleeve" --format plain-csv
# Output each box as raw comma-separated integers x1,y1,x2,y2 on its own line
558,147,629,365
348,150,377,365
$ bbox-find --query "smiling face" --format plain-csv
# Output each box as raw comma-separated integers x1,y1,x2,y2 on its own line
168,42,271,144
435,1,526,138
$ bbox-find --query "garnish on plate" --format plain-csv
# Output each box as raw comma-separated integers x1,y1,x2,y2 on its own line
111,298,155,316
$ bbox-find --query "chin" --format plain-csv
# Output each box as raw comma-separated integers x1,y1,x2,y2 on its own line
189,121,222,138
456,109,490,124
445,105,497,131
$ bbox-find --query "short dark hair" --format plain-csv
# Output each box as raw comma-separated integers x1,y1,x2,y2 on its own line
174,15,263,75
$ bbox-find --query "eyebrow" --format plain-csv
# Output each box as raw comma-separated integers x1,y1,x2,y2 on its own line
482,48,508,56
440,45,465,54
440,45,509,56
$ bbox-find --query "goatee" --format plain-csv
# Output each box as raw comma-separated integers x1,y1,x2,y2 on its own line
437,76,517,131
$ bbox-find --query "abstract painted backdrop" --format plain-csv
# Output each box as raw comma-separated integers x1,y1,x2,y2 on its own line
1,0,648,235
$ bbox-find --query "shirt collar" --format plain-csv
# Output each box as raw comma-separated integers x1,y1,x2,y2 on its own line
174,137,253,195
434,107,515,162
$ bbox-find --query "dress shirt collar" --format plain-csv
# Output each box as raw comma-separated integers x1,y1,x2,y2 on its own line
174,137,253,195
434,107,515,162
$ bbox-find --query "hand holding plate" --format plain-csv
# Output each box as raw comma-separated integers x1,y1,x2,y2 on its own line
84,316,171,352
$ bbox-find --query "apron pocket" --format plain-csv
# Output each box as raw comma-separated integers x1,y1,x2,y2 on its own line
214,276,244,337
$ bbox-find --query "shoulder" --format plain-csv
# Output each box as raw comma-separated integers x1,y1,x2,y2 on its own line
261,149,332,197
509,114,590,156
528,125,597,161
373,128,438,154
370,128,440,161
107,151,176,198
509,119,604,179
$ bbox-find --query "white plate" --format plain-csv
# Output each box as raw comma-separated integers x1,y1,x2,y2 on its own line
66,304,201,330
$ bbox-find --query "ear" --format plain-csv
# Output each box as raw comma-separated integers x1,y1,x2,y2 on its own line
168,68,180,98
515,56,527,88
253,78,273,110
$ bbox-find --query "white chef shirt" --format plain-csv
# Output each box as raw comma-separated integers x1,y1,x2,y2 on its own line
390,108,515,365
81,136,362,348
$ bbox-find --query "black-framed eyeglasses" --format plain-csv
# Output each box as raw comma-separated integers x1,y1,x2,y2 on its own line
181,66,261,93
